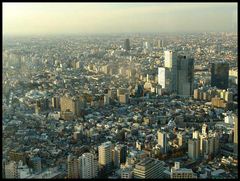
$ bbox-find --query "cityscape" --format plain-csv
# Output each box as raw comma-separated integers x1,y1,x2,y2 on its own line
2,3,238,179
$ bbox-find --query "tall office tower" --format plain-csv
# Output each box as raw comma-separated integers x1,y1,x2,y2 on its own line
98,141,113,173
163,50,178,93
112,144,127,168
158,67,171,90
171,162,196,179
124,39,131,51
234,115,238,155
188,139,200,160
175,55,194,96
211,62,229,89
158,130,168,154
164,50,176,68
213,133,220,155
5,161,19,179
157,40,164,48
79,153,97,179
157,40,161,48
202,123,208,136
133,158,165,179
158,67,165,88
67,155,80,178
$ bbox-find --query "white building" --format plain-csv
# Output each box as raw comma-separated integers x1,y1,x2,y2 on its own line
158,67,166,88
164,50,176,68
79,153,97,178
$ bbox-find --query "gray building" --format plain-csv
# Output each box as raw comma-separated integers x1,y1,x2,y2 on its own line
133,157,165,179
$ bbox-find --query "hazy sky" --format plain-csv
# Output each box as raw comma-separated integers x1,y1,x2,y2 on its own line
3,3,237,35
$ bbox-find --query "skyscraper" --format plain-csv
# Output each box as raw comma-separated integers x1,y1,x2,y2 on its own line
158,67,166,89
188,139,200,160
79,153,97,179
174,55,194,96
158,50,177,93
67,155,80,178
98,141,113,173
112,144,127,168
164,50,176,68
158,67,171,91
158,130,168,154
211,62,229,89
124,39,130,51
157,40,164,48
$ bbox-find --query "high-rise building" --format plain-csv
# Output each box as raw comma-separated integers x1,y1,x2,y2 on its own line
133,158,165,179
199,132,219,158
234,115,238,155
112,144,127,168
164,50,176,68
5,161,19,179
60,95,77,116
158,67,171,90
174,55,194,96
163,51,194,96
202,123,208,136
188,139,200,160
158,130,168,154
60,95,85,118
171,162,197,179
98,141,113,173
67,155,80,178
211,62,229,89
157,40,164,48
177,133,184,147
79,153,97,179
124,39,130,51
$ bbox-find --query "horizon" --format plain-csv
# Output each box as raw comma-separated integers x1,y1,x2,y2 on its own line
3,3,238,36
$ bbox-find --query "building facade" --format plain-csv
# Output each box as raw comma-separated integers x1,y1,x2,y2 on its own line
98,141,113,173
211,62,229,89
158,130,168,154
133,157,165,179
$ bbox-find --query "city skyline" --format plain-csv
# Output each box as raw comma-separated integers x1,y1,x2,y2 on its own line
3,3,237,36
2,2,238,179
